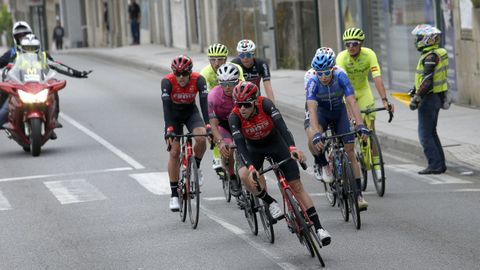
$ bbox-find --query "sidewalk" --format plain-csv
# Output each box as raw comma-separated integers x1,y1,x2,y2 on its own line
61,44,480,176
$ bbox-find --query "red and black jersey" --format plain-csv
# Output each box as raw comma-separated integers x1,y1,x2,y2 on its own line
232,96,274,140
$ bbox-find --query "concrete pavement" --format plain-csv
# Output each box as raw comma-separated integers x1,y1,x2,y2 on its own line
60,44,479,176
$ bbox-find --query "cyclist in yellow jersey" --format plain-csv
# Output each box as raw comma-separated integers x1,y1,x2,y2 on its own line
200,43,245,172
336,27,394,179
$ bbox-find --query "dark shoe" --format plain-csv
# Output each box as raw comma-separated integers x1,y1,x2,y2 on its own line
50,131,57,140
55,121,63,128
418,167,446,175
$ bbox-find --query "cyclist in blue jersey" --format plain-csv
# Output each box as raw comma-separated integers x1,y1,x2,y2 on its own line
306,47,370,209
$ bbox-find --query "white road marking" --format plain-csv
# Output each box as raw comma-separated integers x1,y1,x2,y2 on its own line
382,151,413,163
0,190,12,210
44,179,107,204
203,197,227,201
386,164,472,184
452,188,480,192
200,206,299,270
0,167,132,183
130,172,170,195
60,112,145,169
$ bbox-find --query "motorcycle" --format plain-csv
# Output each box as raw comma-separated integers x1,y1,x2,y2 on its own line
0,52,66,156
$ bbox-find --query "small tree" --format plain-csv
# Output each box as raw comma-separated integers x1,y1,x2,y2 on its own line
0,4,13,46
473,0,480,8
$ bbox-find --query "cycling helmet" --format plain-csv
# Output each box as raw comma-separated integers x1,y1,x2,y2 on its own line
12,21,32,44
171,55,193,74
342,27,365,41
233,81,258,103
216,63,240,82
311,47,336,71
207,43,229,57
20,34,40,53
236,39,256,53
411,24,441,50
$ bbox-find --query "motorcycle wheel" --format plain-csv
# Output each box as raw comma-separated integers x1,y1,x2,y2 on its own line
30,118,42,157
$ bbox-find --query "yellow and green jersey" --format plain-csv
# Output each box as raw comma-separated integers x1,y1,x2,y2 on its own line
200,62,245,91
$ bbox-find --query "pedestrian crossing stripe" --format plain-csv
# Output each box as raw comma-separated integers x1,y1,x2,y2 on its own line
129,172,171,195
385,164,472,184
0,189,12,211
44,179,107,204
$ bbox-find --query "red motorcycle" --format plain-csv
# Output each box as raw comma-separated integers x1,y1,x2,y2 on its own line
0,52,66,156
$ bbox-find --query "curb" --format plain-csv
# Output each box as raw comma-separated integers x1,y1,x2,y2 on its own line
67,50,478,177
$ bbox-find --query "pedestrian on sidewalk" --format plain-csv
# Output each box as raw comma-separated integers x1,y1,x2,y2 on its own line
52,21,65,50
128,0,141,45
231,39,275,103
409,24,448,175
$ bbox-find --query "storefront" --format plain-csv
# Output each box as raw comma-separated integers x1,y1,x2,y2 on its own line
339,0,457,92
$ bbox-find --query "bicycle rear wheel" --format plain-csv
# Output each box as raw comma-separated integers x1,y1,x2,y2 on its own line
188,157,200,229
370,133,386,197
343,152,361,230
255,197,274,243
323,181,336,207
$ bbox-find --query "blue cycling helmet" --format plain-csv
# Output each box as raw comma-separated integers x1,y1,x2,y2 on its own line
311,47,336,71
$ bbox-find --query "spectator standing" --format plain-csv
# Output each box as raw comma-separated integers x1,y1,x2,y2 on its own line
52,21,65,50
128,0,141,45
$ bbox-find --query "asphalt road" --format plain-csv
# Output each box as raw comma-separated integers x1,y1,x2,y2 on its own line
0,54,478,270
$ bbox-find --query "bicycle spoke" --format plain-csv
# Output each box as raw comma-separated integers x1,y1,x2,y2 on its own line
188,157,200,229
370,133,386,197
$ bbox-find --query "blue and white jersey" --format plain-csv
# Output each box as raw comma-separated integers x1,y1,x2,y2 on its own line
305,67,354,112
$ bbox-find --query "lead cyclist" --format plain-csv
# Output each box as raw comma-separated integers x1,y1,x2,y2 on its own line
336,27,394,179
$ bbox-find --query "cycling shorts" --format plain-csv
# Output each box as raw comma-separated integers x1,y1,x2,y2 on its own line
317,106,354,144
355,89,376,123
168,106,204,140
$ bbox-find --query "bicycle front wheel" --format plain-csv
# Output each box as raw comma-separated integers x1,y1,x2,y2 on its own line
255,197,274,243
188,157,200,229
221,170,231,203
242,191,258,235
343,152,361,230
178,178,187,222
355,138,369,191
370,133,386,197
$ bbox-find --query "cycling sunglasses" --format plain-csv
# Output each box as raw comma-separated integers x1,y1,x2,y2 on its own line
219,80,238,87
239,52,254,59
237,102,254,109
317,69,333,78
345,41,361,48
209,57,226,62
174,70,191,77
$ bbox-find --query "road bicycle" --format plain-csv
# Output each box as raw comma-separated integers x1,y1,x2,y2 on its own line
322,128,362,230
356,106,393,197
166,128,212,229
214,144,239,203
254,154,325,266
236,149,275,243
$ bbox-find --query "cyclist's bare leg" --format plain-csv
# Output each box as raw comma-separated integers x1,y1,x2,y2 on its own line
192,126,207,160
289,179,313,209
237,166,267,195
345,143,361,178
369,120,379,156
168,141,181,183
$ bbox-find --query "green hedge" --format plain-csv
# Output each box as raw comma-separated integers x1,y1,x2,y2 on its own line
473,0,480,8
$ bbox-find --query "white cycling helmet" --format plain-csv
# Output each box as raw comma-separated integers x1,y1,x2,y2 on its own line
216,63,240,82
236,39,256,53
12,21,32,44
20,34,41,53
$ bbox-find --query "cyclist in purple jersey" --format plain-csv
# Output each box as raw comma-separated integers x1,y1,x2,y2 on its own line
306,47,370,209
208,63,242,195
232,39,275,103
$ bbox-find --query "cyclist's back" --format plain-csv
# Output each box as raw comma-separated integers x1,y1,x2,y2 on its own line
208,84,234,131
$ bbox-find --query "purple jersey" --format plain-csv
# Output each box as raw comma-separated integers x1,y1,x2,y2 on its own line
208,85,235,123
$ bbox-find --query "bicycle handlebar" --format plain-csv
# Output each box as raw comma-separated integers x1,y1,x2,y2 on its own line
322,129,359,142
361,106,394,123
166,132,212,152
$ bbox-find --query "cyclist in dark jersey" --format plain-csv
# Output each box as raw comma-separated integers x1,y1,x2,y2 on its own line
228,81,331,246
162,55,209,212
231,39,275,103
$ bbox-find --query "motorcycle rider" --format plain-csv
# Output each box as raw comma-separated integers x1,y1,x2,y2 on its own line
0,22,91,139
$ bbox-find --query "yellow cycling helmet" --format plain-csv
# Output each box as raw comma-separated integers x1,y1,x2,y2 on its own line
343,27,365,41
207,43,229,57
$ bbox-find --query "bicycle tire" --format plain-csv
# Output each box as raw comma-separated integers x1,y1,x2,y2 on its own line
285,189,315,257
188,157,200,229
255,197,275,243
323,181,336,207
242,191,258,235
355,139,368,191
177,168,190,222
343,152,361,230
335,155,349,222
305,224,326,267
221,170,232,203
370,133,386,197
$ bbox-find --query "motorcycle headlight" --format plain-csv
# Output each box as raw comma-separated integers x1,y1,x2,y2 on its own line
18,89,49,104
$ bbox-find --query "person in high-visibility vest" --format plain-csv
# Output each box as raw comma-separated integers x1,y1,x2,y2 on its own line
409,24,448,175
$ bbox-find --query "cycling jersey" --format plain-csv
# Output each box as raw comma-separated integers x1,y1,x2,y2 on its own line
161,72,209,134
336,46,381,104
305,67,354,112
200,62,245,91
207,85,235,132
231,57,271,89
229,96,299,181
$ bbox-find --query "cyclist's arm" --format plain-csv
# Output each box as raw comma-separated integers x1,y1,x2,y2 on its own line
228,113,253,167
262,98,295,147
0,49,12,68
207,94,223,143
196,75,209,124
415,53,439,98
260,60,275,103
161,78,174,129
305,78,322,134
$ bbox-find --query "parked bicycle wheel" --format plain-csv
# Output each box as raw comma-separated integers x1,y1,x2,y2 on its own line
188,157,200,229
343,152,361,230
255,197,274,243
370,133,386,197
